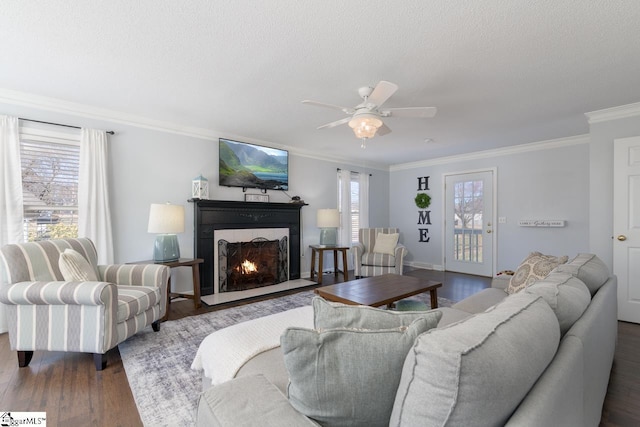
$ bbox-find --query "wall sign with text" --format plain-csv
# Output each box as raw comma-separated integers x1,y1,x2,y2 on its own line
416,176,431,242
518,219,566,227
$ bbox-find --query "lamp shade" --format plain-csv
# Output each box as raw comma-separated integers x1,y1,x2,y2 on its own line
317,209,340,228
148,203,185,234
148,203,184,262
317,208,339,246
349,113,383,139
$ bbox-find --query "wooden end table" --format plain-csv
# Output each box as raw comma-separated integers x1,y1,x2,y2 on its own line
314,273,442,309
309,245,349,285
131,258,204,320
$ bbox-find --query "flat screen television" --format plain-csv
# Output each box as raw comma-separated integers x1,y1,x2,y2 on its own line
219,138,289,191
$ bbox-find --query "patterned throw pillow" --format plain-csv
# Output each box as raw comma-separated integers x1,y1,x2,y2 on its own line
506,252,568,294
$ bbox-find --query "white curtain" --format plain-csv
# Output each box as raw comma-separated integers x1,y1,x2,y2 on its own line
0,115,23,333
79,128,114,264
338,169,352,248
359,172,370,229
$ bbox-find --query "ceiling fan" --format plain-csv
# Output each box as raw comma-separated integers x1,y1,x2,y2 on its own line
302,81,437,147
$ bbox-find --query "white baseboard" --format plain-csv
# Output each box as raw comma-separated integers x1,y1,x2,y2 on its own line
404,261,444,271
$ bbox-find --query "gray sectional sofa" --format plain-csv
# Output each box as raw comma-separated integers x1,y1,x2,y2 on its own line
195,254,617,426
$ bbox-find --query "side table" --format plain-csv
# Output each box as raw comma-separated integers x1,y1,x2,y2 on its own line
131,258,204,320
309,245,349,285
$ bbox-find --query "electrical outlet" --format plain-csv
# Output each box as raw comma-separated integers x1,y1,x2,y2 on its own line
499,217,507,224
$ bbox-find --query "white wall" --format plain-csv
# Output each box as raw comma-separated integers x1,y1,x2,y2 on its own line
390,138,591,273
0,102,389,291
11,98,640,286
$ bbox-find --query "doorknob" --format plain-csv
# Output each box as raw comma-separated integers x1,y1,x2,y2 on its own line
617,235,627,241
486,230,492,234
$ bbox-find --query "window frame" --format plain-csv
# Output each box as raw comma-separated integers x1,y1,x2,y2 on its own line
19,124,81,242
338,170,361,243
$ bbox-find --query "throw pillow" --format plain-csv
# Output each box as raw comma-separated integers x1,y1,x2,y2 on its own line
372,232,399,256
390,293,560,427
554,253,609,296
281,317,436,427
524,271,591,335
507,251,569,294
312,296,442,330
59,248,99,281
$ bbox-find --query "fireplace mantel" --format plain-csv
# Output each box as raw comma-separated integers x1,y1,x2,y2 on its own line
191,199,306,295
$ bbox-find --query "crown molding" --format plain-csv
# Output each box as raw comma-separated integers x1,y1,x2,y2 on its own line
585,101,640,124
291,147,389,171
390,134,590,171
0,87,224,139
0,87,389,171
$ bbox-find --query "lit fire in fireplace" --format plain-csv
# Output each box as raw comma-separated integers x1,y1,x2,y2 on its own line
239,260,258,274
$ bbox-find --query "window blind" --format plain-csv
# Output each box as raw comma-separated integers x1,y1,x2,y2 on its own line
20,137,80,241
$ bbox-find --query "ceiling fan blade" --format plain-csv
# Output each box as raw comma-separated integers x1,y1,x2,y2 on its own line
302,100,355,115
377,123,392,136
317,117,351,130
382,107,437,118
368,81,398,107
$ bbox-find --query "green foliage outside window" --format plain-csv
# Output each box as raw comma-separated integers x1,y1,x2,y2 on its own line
26,221,78,242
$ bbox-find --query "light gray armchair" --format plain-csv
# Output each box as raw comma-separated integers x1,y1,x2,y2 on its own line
352,228,408,278
0,238,169,370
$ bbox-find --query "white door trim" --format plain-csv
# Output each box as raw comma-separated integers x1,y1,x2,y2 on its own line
613,135,640,323
442,167,497,276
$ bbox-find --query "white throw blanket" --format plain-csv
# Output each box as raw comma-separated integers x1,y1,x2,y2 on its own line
191,305,313,386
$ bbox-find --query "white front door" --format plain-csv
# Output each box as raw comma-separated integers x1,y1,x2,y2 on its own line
614,136,640,323
444,170,495,276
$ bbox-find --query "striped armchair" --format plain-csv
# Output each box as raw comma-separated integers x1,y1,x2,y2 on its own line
0,238,169,370
352,228,408,278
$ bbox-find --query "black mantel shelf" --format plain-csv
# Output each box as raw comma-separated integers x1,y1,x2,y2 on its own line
190,199,306,296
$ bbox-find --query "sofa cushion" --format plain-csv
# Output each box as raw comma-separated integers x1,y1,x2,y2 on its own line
554,253,609,296
281,317,436,427
117,285,161,322
437,307,473,326
197,374,318,427
390,293,560,427
525,271,591,335
312,296,442,330
507,252,569,294
451,287,508,314
58,248,99,281
372,232,399,256
235,347,290,394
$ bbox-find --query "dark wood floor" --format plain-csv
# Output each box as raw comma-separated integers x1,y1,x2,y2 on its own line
0,269,637,426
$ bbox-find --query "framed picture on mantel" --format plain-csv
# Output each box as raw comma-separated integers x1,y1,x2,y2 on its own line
245,194,269,203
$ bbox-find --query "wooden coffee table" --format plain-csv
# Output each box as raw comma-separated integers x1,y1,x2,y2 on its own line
314,273,442,309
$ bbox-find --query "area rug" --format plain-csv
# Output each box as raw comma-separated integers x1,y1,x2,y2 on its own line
119,290,453,426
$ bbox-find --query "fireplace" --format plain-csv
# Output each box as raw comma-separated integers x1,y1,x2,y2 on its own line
218,236,288,292
192,199,305,298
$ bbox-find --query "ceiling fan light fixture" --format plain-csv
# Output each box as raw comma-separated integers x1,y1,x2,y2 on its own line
349,113,383,139
302,81,437,143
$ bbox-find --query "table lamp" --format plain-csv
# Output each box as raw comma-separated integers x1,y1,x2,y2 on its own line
148,203,185,262
317,208,340,246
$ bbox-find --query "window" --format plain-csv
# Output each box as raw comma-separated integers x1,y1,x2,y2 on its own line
452,179,484,262
20,127,80,242
338,170,368,243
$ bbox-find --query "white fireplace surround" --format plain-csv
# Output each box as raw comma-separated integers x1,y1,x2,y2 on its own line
203,227,310,305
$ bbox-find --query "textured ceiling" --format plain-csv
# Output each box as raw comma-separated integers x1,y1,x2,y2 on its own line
1,0,640,167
